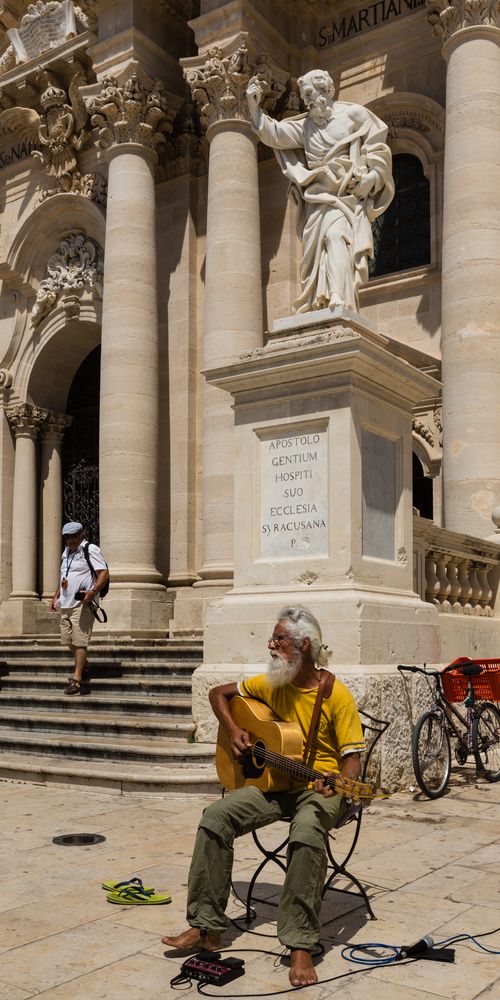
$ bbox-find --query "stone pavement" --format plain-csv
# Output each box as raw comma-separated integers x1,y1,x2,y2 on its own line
0,767,498,1000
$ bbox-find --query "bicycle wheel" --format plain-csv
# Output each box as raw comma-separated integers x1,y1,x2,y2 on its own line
412,710,451,798
472,702,500,782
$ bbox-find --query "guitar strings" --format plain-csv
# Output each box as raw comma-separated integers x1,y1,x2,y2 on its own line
246,743,371,801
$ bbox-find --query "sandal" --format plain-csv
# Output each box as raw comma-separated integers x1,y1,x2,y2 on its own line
64,678,81,695
106,885,171,905
102,877,153,893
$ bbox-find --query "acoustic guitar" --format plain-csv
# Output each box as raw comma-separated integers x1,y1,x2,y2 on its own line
216,695,374,805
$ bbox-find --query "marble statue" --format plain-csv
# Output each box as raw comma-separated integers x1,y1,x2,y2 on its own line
247,69,394,313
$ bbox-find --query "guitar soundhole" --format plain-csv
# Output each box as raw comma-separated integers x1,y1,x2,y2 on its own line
242,740,266,779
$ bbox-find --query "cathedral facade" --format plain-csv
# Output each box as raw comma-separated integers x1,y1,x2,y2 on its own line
0,0,499,714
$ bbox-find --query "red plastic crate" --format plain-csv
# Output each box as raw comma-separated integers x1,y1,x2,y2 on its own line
441,657,500,703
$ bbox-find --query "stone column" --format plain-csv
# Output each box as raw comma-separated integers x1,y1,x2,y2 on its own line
88,74,175,628
184,43,283,596
40,412,72,598
427,1,500,537
6,404,47,598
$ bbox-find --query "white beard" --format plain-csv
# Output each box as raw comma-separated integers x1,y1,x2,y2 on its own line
267,650,302,688
308,100,334,126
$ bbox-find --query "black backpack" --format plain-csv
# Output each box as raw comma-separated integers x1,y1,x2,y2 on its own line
83,543,109,598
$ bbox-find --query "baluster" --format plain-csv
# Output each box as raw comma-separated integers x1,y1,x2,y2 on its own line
469,563,482,616
425,552,441,607
477,565,493,617
435,553,452,612
458,559,473,614
447,557,462,614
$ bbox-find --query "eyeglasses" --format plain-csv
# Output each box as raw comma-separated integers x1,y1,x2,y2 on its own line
268,634,290,647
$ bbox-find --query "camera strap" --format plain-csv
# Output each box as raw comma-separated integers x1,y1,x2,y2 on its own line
88,601,107,624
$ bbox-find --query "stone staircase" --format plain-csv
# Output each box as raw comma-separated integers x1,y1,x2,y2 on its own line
0,637,219,794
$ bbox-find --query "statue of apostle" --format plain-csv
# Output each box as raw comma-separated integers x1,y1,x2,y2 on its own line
247,70,394,314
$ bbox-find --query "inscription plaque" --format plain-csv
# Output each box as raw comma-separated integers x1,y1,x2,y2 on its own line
260,427,328,559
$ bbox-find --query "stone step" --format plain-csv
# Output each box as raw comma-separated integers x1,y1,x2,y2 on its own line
0,640,202,657
0,690,193,715
0,657,198,675
0,749,219,793
0,673,192,695
0,637,208,790
0,731,215,769
0,729,213,765
0,708,195,738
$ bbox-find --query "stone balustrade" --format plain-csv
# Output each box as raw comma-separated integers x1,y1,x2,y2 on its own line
413,516,500,616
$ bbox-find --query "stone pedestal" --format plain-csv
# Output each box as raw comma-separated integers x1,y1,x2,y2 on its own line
192,310,442,738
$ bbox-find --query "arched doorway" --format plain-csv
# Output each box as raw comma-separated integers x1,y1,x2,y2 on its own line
62,346,100,542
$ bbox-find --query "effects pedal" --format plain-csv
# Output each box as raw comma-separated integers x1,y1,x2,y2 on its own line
180,951,245,985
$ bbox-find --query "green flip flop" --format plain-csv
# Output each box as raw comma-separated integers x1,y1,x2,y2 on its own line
106,885,171,905
101,877,153,893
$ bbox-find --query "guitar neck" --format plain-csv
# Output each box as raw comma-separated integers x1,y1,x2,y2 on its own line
248,741,367,800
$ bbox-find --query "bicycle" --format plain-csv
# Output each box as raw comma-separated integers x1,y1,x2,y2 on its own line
397,658,500,799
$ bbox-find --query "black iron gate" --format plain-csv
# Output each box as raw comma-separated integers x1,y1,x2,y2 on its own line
62,347,100,543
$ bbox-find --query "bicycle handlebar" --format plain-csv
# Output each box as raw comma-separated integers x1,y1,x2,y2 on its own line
397,661,479,678
397,664,442,678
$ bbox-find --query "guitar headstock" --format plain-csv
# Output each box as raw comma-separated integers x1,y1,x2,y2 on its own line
335,775,374,805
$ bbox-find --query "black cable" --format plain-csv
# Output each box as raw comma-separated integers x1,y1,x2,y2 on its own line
196,957,420,996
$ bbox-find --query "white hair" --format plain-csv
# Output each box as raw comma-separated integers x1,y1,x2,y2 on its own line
277,605,331,667
297,70,335,100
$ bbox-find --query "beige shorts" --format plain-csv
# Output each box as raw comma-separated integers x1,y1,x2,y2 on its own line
60,604,95,648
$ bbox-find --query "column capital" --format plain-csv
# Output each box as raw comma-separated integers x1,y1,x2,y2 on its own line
427,0,500,42
183,40,286,131
42,411,73,441
6,403,48,438
87,73,176,163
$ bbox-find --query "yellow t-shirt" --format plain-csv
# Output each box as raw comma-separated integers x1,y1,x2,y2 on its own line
237,673,365,789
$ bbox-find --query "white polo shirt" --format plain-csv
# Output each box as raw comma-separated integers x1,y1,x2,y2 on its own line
57,540,107,609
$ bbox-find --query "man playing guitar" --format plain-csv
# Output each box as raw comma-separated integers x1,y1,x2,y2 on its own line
162,605,365,988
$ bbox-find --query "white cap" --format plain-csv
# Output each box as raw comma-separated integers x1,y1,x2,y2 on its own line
62,521,83,536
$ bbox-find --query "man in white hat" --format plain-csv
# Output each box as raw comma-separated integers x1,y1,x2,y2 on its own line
50,522,109,695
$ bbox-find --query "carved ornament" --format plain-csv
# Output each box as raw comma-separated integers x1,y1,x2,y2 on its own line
87,74,175,160
240,327,361,360
156,101,207,181
185,43,285,129
6,402,48,435
427,0,500,39
31,233,103,329
0,368,13,388
0,70,103,199
433,405,443,446
413,416,435,446
43,410,72,437
1,1,92,75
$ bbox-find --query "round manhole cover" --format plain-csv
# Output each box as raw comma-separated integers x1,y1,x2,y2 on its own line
52,833,106,846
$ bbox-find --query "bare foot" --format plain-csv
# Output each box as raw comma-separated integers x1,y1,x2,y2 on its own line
289,949,318,987
161,927,221,952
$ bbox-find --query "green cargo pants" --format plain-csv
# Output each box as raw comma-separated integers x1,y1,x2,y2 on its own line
186,784,347,951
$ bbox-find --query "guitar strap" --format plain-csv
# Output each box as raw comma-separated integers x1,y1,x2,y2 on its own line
302,670,335,766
